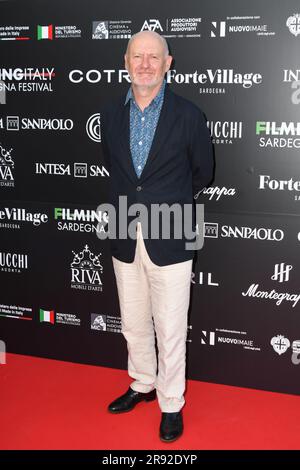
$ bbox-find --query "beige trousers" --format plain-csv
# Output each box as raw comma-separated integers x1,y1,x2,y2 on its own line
112,222,193,412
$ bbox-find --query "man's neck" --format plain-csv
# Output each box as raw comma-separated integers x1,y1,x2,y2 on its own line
132,81,163,112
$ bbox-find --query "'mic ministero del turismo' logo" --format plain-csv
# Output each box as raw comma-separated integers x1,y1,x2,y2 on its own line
70,244,103,292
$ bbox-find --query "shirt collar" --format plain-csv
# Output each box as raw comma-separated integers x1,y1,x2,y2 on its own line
124,79,166,108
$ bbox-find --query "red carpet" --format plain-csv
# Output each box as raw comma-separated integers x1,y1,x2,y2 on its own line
1,353,300,450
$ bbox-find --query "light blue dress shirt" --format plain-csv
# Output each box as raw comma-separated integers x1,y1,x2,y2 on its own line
124,79,166,178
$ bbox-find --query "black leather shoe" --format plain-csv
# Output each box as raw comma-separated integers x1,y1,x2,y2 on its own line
159,411,183,442
108,387,156,414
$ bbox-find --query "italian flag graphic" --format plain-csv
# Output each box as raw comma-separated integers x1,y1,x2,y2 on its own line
37,25,53,40
39,309,55,324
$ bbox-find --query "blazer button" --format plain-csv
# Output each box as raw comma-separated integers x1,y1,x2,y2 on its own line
136,185,142,191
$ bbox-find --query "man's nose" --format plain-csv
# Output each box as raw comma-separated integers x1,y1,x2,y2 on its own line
141,56,150,68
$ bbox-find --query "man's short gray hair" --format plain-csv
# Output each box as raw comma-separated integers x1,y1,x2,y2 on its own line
125,31,169,58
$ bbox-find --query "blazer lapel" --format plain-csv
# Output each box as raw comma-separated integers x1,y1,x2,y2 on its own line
119,100,139,183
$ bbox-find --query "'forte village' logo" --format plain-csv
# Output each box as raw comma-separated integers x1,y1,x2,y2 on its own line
0,207,48,229
70,244,103,292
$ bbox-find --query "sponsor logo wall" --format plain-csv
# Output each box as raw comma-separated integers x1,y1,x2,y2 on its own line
1,0,300,395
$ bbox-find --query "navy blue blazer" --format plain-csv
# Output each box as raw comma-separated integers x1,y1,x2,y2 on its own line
100,84,214,266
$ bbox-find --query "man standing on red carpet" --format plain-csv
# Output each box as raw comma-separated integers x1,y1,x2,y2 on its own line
100,30,213,442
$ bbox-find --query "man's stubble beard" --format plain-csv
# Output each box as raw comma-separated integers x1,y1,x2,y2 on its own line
131,75,164,93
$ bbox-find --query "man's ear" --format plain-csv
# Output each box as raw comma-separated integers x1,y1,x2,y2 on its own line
165,55,173,72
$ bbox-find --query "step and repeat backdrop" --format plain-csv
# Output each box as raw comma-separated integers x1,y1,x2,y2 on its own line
1,0,300,395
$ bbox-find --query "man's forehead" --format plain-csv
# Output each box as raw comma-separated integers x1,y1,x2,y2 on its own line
129,38,164,54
